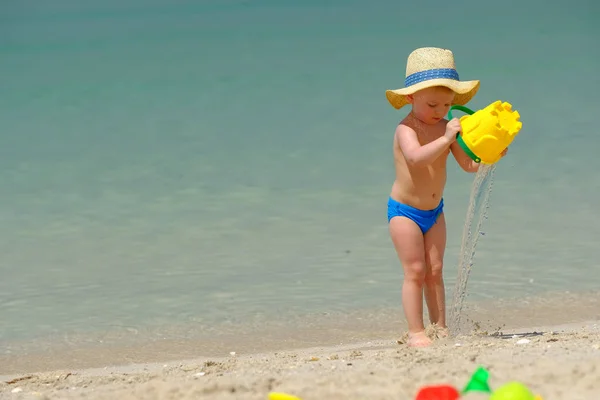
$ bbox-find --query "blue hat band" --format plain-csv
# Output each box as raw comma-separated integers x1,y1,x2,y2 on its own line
404,68,460,87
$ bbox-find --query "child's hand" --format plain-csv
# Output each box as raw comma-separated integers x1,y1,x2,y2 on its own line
444,118,461,142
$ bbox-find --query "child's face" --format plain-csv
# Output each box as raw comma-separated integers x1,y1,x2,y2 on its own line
408,86,455,125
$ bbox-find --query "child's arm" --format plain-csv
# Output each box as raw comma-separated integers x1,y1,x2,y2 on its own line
451,144,508,173
395,124,454,167
450,141,480,173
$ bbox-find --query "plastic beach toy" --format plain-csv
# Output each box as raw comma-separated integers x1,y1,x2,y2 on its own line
414,384,460,400
414,367,543,400
462,367,492,394
448,100,523,165
268,393,302,400
489,382,543,400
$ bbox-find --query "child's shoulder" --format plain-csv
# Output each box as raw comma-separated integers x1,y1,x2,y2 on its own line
397,115,416,131
394,119,415,141
396,116,448,132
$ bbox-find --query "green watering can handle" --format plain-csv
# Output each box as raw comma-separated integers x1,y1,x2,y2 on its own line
448,104,475,119
447,105,481,164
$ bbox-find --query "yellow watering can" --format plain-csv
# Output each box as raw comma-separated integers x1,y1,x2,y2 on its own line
448,100,523,164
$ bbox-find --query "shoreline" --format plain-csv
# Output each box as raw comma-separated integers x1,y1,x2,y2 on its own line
1,290,599,377
1,319,599,399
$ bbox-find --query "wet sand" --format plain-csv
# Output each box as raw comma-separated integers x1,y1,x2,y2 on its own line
1,291,599,399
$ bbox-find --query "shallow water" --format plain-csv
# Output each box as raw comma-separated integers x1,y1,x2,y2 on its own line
1,0,599,352
449,163,497,334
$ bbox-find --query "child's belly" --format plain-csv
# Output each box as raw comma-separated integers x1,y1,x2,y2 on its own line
390,169,447,211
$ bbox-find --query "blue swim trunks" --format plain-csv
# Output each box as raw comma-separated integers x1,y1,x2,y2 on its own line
387,197,444,234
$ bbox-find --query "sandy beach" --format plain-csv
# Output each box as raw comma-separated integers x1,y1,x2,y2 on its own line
2,1,600,399
2,292,600,400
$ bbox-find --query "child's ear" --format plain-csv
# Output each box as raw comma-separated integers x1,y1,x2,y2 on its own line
406,94,414,104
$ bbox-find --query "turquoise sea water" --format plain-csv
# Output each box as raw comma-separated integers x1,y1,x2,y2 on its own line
1,0,599,353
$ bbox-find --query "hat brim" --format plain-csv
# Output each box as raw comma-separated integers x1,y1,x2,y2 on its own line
385,78,480,110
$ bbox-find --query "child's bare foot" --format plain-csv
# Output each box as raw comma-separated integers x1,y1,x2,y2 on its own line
438,327,449,338
426,323,449,339
407,331,432,347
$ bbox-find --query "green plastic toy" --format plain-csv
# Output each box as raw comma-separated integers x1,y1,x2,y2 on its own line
462,367,492,394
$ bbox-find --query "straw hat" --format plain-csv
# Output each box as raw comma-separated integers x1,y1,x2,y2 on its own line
385,47,480,110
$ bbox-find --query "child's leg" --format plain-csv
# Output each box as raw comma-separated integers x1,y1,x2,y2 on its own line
389,216,431,347
423,213,447,331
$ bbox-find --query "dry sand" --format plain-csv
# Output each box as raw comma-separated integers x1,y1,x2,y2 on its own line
1,319,599,400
